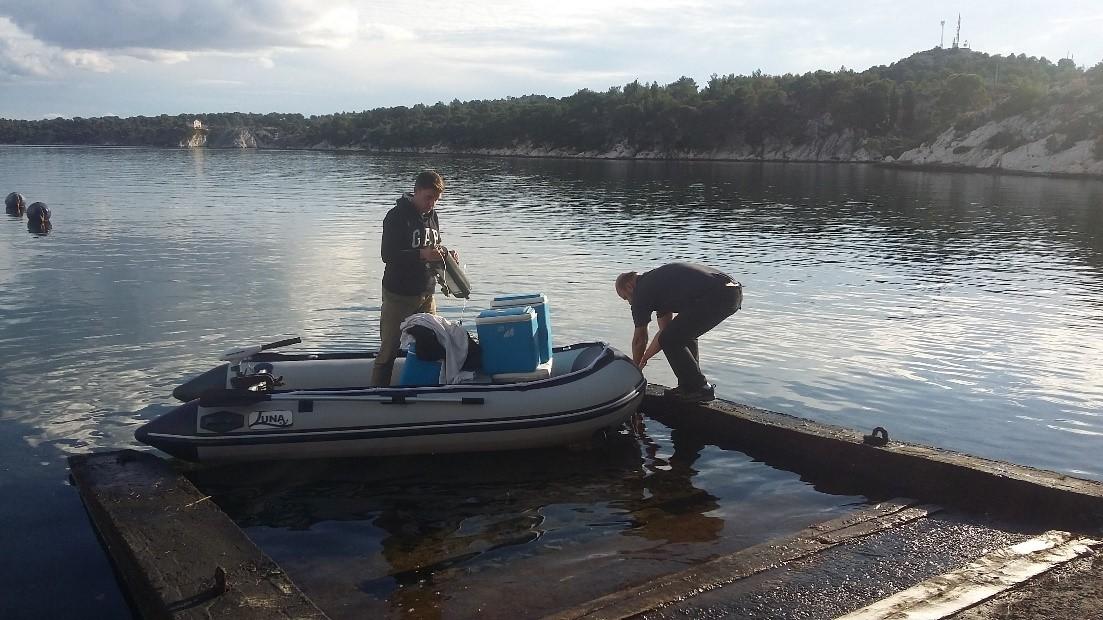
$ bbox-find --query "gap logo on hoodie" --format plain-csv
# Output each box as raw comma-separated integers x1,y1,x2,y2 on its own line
411,225,441,249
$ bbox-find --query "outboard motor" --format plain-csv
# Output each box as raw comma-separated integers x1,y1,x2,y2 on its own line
26,201,51,234
4,192,25,216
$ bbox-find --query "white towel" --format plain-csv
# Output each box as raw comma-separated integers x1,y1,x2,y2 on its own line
399,313,474,384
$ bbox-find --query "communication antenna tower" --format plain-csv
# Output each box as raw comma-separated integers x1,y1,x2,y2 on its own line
940,20,945,48
952,14,961,49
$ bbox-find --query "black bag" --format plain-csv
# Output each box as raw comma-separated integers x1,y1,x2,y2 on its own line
403,324,482,371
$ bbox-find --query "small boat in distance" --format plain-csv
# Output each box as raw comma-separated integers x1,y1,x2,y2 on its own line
137,340,645,462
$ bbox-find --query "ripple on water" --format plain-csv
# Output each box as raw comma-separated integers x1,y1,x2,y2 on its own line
1,150,1101,476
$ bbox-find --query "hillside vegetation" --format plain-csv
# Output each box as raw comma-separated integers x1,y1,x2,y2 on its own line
2,48,1102,165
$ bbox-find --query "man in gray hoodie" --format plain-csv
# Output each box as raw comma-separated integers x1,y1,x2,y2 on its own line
371,170,450,386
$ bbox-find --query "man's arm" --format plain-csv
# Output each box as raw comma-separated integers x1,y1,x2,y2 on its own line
639,328,663,368
632,313,673,368
631,325,648,367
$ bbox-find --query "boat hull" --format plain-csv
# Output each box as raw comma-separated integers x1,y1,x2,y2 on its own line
139,342,645,462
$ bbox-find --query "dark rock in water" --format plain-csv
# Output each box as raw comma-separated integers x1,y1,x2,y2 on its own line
26,202,51,235
5,192,25,216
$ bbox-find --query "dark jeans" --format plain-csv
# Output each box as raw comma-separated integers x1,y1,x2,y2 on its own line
660,283,742,390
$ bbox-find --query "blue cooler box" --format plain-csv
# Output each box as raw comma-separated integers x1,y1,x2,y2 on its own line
398,346,442,385
492,293,553,363
476,306,540,375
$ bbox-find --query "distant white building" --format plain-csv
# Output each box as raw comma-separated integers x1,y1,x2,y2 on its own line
192,119,205,130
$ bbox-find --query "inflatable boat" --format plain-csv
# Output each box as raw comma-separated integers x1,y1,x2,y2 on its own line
137,340,645,462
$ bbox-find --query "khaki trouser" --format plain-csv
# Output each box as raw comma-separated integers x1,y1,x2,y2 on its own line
370,287,437,386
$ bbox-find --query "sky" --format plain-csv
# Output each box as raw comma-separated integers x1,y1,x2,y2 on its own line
1,1,1101,120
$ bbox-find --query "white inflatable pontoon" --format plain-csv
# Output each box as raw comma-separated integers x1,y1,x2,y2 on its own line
137,340,645,462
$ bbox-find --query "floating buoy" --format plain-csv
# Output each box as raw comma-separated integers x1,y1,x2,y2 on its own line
26,202,51,234
4,192,25,216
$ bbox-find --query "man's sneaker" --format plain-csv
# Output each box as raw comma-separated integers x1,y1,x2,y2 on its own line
669,383,715,403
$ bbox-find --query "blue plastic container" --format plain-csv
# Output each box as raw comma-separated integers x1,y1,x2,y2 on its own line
476,306,540,375
492,293,552,363
398,346,442,385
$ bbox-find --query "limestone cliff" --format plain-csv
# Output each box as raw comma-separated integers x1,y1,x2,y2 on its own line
180,133,206,148
179,109,1103,178
362,118,879,163
894,106,1103,176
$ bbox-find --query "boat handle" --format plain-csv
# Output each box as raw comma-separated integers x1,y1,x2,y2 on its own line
272,394,484,405
261,336,302,350
413,397,485,405
379,396,486,405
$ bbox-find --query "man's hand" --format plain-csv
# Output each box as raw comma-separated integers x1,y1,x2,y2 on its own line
419,247,444,262
639,329,663,369
449,249,459,262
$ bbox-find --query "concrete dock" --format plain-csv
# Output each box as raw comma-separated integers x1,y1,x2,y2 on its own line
68,388,1103,619
68,450,327,619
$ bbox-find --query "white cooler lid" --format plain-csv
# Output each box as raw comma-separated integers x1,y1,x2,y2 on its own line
476,306,536,325
492,293,547,307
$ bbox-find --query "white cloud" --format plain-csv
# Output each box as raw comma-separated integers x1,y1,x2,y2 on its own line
123,49,191,65
0,16,189,79
61,50,113,72
0,16,57,77
4,1,1103,118
298,6,360,48
361,23,416,42
2,0,363,51
192,79,246,86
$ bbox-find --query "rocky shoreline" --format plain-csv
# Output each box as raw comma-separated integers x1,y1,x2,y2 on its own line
179,117,1103,180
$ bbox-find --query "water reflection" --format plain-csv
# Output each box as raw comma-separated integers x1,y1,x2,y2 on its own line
3,146,1103,613
625,426,723,544
192,418,800,618
27,220,52,236
1,148,1100,472
0,419,131,619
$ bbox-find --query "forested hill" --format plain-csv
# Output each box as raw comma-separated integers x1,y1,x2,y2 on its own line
2,47,1102,170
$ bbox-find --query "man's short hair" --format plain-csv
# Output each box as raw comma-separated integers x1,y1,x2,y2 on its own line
415,170,445,194
615,271,637,294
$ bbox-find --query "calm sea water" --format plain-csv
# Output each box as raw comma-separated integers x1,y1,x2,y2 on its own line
2,146,1101,617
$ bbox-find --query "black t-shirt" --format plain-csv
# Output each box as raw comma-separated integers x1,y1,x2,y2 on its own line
381,194,441,296
630,263,735,327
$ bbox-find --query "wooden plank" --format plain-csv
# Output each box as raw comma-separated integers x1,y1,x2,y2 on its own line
544,498,941,620
837,531,1102,619
68,450,328,620
643,386,1103,527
